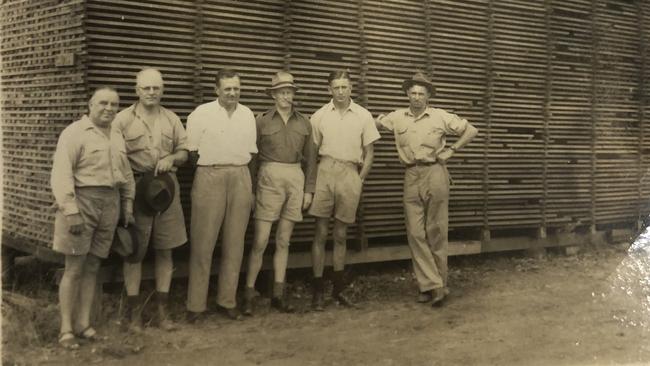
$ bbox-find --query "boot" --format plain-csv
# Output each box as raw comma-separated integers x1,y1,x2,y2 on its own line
155,291,177,331
125,295,143,333
311,277,324,311
270,282,295,313
242,286,255,316
332,270,357,308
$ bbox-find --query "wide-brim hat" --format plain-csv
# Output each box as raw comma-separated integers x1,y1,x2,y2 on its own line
135,172,175,216
112,224,146,263
266,71,299,95
402,72,435,95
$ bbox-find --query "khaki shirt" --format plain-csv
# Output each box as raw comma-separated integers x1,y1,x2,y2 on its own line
380,107,468,165
51,115,135,215
112,103,189,174
254,107,317,192
310,99,380,164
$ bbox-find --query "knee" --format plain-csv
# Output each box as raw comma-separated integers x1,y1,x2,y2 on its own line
156,249,173,262
250,241,267,256
84,256,102,275
275,239,290,252
332,223,347,244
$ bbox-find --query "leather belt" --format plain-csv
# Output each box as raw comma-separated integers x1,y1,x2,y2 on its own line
405,161,437,168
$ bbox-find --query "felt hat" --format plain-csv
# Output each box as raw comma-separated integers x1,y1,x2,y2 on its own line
402,72,436,95
266,71,299,95
112,224,146,263
135,172,175,216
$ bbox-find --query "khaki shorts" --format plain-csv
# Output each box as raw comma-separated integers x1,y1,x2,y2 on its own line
255,162,304,222
308,156,362,224
53,186,119,258
133,172,187,251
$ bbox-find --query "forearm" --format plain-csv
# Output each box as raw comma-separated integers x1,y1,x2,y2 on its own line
359,144,375,181
451,124,478,150
168,149,188,166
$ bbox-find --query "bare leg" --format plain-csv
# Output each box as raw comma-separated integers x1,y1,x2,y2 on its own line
59,255,86,334
273,218,295,283
155,249,173,292
74,254,102,332
246,219,273,288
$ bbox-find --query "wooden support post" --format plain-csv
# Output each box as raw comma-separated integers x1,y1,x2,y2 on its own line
482,0,495,239
589,0,600,235
192,0,204,106
353,0,369,252
540,0,553,240
282,0,292,71
636,0,647,230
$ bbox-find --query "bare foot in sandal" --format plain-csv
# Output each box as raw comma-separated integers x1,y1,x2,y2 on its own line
76,326,98,342
58,332,80,350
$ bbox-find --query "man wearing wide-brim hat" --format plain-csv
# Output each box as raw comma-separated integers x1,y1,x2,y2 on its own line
242,71,317,315
376,72,478,307
112,68,189,332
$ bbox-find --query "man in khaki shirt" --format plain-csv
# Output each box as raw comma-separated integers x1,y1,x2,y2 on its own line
242,71,317,315
51,87,135,349
377,72,478,306
112,68,189,332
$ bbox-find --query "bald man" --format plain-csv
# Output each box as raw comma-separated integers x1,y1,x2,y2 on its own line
113,68,189,332
52,87,135,348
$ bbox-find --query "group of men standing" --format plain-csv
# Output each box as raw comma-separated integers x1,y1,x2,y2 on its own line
51,67,477,349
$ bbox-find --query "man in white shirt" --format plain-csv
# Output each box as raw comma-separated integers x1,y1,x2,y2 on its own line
309,69,380,310
185,69,257,321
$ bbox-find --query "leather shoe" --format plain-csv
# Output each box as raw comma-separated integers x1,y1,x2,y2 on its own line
216,305,243,321
333,293,357,308
186,311,203,324
271,297,295,313
417,291,433,303
242,297,253,316
431,289,447,308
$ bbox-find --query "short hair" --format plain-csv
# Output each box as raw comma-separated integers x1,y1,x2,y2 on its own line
327,69,352,85
136,67,163,86
215,68,240,87
90,86,118,102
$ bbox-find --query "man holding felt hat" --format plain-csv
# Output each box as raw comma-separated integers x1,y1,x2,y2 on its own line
242,71,317,315
112,68,189,332
376,72,478,307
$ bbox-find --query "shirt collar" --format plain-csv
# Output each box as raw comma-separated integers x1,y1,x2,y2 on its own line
327,99,361,114
405,107,433,120
80,115,97,130
214,99,240,113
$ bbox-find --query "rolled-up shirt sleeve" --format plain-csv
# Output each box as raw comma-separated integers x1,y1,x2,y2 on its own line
186,109,203,151
51,129,80,216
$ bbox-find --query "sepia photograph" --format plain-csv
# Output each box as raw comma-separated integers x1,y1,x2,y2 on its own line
2,0,650,365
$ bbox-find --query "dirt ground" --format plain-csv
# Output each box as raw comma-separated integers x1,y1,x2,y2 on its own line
4,239,650,366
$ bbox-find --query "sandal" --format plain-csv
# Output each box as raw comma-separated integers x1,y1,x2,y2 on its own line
58,332,80,350
76,326,97,341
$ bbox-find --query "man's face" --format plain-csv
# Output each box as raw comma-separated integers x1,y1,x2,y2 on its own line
216,76,241,109
88,89,119,128
328,78,351,104
407,84,430,110
272,87,295,109
136,72,163,107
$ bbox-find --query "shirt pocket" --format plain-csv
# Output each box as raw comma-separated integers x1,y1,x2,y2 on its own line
161,129,174,154
421,128,445,150
124,124,148,153
396,125,410,148
80,145,108,169
259,123,283,154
